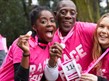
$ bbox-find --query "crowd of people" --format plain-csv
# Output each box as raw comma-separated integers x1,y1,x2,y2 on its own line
0,0,109,81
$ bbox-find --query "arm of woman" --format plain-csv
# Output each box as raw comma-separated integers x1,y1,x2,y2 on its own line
14,32,31,81
44,42,63,81
81,73,108,81
14,63,29,81
17,34,30,69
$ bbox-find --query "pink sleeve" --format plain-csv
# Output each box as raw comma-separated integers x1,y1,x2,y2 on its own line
8,39,23,64
82,22,96,38
0,35,4,50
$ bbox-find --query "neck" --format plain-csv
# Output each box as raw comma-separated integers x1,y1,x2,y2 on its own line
38,38,48,44
102,48,106,53
59,29,69,37
101,45,109,51
38,39,48,49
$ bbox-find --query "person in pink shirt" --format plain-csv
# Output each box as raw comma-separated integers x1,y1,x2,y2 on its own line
45,0,97,81
0,34,7,66
81,13,109,81
0,5,62,81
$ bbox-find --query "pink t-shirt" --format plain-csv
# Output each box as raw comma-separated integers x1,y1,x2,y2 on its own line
0,36,50,81
53,22,96,81
0,35,4,50
0,34,8,52
100,52,109,80
89,52,109,80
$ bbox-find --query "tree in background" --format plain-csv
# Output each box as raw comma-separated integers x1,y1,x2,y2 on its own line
73,0,100,22
0,0,109,47
0,0,30,47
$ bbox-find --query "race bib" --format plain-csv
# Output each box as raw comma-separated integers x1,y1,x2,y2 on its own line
61,59,81,81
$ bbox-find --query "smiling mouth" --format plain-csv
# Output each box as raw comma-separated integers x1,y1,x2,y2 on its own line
63,20,72,24
63,23,72,27
64,21,70,24
99,35,108,41
99,34,108,39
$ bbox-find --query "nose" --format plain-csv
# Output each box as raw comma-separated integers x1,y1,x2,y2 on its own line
65,12,72,19
46,21,55,28
47,21,52,26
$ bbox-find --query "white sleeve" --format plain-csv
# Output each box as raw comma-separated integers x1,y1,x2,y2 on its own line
44,64,59,81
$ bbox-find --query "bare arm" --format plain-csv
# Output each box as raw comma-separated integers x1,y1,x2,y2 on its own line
14,31,32,81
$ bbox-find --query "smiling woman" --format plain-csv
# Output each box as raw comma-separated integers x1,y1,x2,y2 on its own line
81,13,109,81
97,17,109,49
0,5,61,81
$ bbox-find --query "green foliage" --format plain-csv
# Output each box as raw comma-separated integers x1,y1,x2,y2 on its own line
73,0,100,22
0,0,30,47
0,0,108,47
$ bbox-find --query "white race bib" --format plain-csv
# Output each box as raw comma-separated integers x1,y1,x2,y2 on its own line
61,59,81,81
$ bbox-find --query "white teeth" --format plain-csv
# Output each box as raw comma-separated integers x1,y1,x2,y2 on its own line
60,43,66,49
27,31,32,36
100,36,106,39
100,33,107,37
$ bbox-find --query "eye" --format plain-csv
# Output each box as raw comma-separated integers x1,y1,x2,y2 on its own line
70,10,76,16
60,9,67,15
40,19,47,24
99,24,104,28
50,18,55,23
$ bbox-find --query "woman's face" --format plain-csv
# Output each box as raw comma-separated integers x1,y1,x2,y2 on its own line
97,17,109,49
33,10,56,43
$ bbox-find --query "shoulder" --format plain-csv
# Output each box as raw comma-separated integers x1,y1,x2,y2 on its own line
75,21,96,29
9,38,20,52
74,21,96,34
7,38,22,58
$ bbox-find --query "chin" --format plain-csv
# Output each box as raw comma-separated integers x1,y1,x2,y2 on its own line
99,42,108,45
47,39,53,42
65,28,72,32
